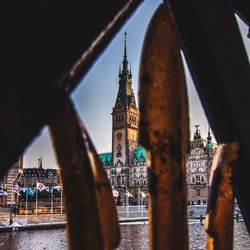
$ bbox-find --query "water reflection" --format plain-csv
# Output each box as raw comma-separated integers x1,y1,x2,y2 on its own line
0,221,249,249
0,229,67,250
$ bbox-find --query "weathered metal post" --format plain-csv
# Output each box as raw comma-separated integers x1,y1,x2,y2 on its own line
205,143,239,250
49,94,120,250
139,4,189,249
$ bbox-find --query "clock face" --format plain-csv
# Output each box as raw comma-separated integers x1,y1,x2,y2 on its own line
117,132,122,141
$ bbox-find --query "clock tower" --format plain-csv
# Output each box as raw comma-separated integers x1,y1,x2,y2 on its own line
111,33,139,186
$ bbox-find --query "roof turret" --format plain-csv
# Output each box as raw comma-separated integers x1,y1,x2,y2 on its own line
206,128,214,151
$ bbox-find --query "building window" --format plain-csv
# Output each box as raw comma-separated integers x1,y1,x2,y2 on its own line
196,188,200,196
192,176,195,183
196,176,200,184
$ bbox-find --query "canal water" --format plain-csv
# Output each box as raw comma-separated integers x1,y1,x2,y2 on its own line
0,221,249,249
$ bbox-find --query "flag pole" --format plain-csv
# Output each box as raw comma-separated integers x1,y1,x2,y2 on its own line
60,186,63,215
11,180,14,205
138,188,140,206
35,181,38,215
125,186,129,218
25,185,28,224
141,192,143,218
50,178,54,223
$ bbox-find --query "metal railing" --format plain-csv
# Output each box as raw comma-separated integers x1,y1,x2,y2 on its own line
116,206,148,219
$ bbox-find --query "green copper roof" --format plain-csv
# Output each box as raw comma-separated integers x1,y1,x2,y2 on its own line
206,141,217,150
133,146,147,161
206,143,213,150
205,129,214,151
99,152,112,165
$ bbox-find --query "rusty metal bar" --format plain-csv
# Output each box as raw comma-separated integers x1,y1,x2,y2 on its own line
205,143,239,250
139,4,189,249
49,94,120,250
78,119,120,249
167,0,250,232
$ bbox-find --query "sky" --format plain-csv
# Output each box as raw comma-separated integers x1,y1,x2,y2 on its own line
23,0,250,169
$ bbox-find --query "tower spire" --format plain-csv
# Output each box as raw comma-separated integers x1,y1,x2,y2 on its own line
124,32,127,59
115,32,135,108
207,127,212,143
122,32,129,77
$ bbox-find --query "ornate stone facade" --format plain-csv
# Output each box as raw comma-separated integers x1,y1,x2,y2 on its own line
100,34,217,206
100,33,147,205
186,126,216,205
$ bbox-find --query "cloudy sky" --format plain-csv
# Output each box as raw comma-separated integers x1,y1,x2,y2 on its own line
23,0,250,169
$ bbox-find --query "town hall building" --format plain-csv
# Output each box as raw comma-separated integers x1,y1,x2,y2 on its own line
100,33,147,205
99,33,216,206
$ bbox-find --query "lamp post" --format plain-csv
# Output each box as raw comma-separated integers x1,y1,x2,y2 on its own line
48,171,54,223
